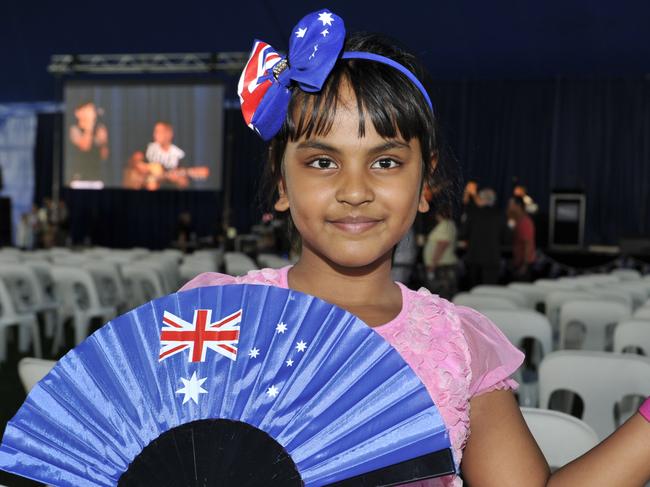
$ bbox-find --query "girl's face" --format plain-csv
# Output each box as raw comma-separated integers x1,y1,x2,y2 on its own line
275,85,431,269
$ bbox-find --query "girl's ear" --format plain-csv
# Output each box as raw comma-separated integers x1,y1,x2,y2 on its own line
274,179,290,212
418,186,430,213
418,154,438,213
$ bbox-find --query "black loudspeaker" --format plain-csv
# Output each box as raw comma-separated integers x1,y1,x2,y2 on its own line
0,197,12,246
549,192,586,250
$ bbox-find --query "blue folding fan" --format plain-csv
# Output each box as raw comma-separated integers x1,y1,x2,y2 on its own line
0,284,455,486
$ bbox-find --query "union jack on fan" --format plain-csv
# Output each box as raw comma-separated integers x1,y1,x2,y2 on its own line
159,308,242,363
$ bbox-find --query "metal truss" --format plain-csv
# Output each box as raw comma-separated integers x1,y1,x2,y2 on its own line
47,52,249,75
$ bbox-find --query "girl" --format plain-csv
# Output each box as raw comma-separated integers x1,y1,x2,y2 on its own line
183,9,650,487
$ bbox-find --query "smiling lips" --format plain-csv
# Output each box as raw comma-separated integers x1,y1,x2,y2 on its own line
328,216,383,234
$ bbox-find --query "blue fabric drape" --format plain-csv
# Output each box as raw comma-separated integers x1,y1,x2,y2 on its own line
0,103,60,245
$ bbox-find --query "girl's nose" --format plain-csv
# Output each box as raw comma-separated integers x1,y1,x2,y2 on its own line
335,168,374,206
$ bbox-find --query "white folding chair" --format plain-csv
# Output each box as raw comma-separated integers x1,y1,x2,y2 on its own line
612,282,649,309
83,261,128,314
634,306,650,320
23,260,60,339
521,407,598,469
470,285,528,308
141,255,182,294
0,278,41,363
539,350,650,439
582,287,633,313
507,282,549,311
614,319,650,355
17,357,56,393
224,252,259,277
452,292,518,311
611,269,642,281
581,274,621,286
179,252,220,282
257,253,292,269
535,278,580,291
122,264,167,309
482,309,553,407
544,291,595,332
559,299,630,350
50,266,116,349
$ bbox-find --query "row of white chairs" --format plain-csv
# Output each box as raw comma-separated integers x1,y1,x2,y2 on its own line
0,247,228,362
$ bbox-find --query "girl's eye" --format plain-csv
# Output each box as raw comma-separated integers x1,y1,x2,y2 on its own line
371,158,400,169
307,158,338,169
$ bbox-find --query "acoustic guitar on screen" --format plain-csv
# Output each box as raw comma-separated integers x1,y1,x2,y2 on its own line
122,151,210,191
144,162,210,190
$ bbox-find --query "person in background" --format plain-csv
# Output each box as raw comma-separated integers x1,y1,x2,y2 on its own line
173,211,196,253
508,195,536,281
16,211,36,250
391,226,418,285
423,210,458,299
513,184,538,215
463,188,505,287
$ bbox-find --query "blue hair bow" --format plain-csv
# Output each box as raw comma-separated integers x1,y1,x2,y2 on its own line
238,9,346,140
237,8,433,141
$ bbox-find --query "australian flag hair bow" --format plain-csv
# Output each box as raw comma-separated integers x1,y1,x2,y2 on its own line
237,9,346,141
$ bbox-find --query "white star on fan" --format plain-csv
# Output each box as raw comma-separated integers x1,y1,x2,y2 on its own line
276,322,288,334
296,340,307,352
267,385,280,398
318,12,334,26
309,44,318,60
286,358,294,367
321,28,330,37
295,27,307,38
176,371,207,405
248,347,260,359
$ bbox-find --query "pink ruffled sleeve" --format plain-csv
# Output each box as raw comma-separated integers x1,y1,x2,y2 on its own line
179,272,239,291
179,267,289,292
456,305,525,397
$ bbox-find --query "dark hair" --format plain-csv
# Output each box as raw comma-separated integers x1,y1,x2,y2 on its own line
511,195,526,210
258,32,460,236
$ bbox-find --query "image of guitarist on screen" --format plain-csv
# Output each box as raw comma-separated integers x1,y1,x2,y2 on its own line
144,121,209,190
123,121,210,190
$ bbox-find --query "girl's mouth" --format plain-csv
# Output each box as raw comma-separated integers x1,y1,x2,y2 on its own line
328,216,382,234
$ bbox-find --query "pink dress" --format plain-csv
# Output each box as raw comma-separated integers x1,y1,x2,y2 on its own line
180,266,524,486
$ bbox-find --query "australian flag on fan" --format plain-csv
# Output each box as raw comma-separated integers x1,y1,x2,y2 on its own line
157,293,312,406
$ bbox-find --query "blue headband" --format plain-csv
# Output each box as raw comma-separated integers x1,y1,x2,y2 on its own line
238,9,434,140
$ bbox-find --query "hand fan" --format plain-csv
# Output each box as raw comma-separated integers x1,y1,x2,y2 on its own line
0,284,455,486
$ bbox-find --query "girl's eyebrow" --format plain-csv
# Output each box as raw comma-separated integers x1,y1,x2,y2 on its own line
295,139,411,154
